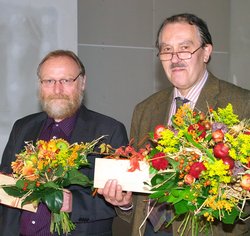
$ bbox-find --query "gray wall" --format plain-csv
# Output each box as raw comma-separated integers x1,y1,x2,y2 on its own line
78,1,249,235
0,0,77,158
230,0,250,88
78,0,240,136
0,1,249,235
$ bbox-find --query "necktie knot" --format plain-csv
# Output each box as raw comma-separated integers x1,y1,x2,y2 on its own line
175,96,189,111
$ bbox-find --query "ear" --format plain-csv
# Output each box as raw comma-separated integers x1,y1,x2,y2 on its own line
203,44,213,63
81,75,87,91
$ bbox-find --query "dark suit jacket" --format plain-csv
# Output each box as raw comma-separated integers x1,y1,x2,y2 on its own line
0,105,128,236
117,72,250,236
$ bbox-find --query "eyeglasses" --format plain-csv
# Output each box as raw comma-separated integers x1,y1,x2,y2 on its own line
158,45,203,61
40,72,82,87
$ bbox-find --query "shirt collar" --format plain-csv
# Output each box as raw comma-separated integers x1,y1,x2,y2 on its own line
173,70,208,105
44,111,79,137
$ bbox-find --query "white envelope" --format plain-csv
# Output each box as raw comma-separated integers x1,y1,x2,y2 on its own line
94,158,152,193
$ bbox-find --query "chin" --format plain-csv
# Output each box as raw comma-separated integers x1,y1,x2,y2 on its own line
43,102,72,118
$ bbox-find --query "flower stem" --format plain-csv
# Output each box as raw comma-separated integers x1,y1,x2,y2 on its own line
178,212,191,236
50,212,75,235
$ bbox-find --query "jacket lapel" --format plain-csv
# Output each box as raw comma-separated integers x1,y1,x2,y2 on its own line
70,105,98,144
195,73,220,112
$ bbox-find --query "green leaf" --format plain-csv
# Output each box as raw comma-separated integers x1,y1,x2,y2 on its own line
22,191,42,206
151,173,178,192
149,190,166,199
61,169,92,187
174,199,190,215
204,133,212,142
158,195,170,204
54,165,64,177
43,181,60,189
42,189,63,213
178,188,196,201
149,166,158,175
150,174,166,186
16,179,35,190
2,186,26,197
168,158,179,169
213,207,239,224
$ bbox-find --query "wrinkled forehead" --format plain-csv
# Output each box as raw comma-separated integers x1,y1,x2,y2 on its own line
159,22,201,47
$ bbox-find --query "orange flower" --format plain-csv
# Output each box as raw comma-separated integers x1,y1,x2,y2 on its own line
11,159,24,174
22,165,38,181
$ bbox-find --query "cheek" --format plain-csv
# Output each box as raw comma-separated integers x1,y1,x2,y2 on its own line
40,88,53,98
161,62,171,76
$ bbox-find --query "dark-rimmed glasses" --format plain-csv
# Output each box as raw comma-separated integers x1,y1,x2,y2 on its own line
158,45,203,61
40,72,82,87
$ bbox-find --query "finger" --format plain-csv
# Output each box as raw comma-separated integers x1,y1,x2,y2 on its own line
123,191,133,203
107,179,118,199
115,184,124,202
97,188,103,194
102,179,113,196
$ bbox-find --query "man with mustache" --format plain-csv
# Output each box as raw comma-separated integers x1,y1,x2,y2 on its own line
99,13,250,235
0,50,129,236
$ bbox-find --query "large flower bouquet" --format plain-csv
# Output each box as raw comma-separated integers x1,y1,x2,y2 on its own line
101,104,250,235
1,137,103,235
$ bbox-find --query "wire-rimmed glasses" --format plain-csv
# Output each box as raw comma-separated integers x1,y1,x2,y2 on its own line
158,45,203,61
40,72,82,87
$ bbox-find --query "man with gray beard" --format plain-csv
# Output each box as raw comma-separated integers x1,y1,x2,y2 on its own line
0,50,129,236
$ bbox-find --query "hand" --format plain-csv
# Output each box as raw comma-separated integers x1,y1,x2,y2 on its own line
97,179,132,207
60,189,72,213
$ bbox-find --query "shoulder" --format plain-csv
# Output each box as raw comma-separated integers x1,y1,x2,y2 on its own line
12,112,46,128
208,72,249,95
134,88,173,113
79,105,125,127
206,72,250,118
76,105,128,147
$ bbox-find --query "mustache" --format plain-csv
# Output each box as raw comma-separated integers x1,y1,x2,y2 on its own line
170,63,186,69
47,94,69,100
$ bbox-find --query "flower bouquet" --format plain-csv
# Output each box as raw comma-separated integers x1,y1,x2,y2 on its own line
1,137,103,235
100,104,250,235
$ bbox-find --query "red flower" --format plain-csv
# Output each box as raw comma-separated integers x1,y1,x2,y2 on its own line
189,162,206,178
184,174,195,185
188,123,206,140
151,152,168,170
153,125,165,140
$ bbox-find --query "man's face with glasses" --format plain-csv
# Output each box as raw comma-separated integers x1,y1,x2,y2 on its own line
158,22,212,96
38,56,86,121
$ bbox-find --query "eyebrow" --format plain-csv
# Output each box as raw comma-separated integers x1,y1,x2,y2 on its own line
161,40,194,46
160,40,196,51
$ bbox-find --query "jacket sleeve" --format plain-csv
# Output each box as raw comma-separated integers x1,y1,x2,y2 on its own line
69,120,129,223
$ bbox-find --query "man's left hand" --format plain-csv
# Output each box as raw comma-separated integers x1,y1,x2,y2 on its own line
97,179,132,208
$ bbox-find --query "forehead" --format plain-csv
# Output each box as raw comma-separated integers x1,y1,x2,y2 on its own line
40,56,79,75
159,22,201,47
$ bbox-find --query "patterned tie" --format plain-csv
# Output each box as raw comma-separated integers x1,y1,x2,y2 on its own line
175,96,189,112
148,201,171,232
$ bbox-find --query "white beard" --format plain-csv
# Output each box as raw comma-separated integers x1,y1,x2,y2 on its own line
40,94,83,120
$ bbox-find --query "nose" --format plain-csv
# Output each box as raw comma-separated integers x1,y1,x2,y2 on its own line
171,53,181,63
53,81,64,93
